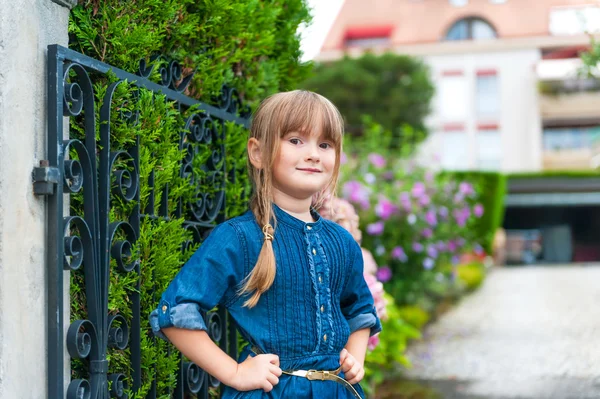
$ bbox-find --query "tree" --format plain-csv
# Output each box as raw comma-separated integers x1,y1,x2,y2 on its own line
301,52,435,147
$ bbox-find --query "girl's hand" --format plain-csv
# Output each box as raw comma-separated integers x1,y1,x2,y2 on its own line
339,348,365,385
231,354,282,392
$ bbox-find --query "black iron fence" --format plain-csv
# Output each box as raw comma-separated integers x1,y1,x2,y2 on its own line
35,44,249,398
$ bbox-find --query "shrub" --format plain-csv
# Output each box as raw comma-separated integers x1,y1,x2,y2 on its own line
339,121,485,306
442,171,507,254
300,53,435,149
69,1,312,396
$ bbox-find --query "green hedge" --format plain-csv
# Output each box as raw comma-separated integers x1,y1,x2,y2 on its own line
69,1,312,396
441,171,507,254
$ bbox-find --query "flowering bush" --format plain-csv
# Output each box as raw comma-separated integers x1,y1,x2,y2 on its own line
340,120,485,306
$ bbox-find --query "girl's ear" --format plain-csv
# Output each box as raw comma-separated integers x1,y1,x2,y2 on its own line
248,137,263,169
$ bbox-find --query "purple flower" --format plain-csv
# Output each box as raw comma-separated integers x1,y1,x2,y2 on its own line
436,241,446,252
382,171,394,181
422,228,433,239
366,221,384,236
419,194,431,207
454,192,465,204
425,210,437,226
447,240,458,252
341,152,348,165
375,197,397,220
451,255,460,265
399,192,412,212
407,214,417,225
412,182,426,198
453,207,471,227
425,170,434,182
427,245,438,259
412,242,424,253
392,246,408,262
439,206,449,219
423,258,435,270
368,153,387,168
376,266,392,282
473,243,484,255
474,203,484,218
459,182,475,196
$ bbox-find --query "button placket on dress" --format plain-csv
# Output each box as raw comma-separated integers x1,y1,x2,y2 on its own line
306,228,334,350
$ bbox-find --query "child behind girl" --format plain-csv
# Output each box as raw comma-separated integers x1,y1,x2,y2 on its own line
150,90,381,398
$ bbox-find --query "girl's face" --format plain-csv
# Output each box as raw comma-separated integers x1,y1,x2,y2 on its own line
271,127,337,201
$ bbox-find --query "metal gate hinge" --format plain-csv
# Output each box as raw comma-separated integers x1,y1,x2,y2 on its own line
33,160,60,196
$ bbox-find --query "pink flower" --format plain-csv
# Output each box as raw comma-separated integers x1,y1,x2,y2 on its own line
375,266,392,283
422,228,433,239
341,152,348,165
474,203,484,217
375,196,397,220
368,153,386,168
367,334,380,351
412,242,424,253
366,221,384,236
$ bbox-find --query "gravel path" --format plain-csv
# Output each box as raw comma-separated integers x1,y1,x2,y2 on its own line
402,265,600,399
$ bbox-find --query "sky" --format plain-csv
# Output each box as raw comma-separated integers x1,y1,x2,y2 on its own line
299,0,345,62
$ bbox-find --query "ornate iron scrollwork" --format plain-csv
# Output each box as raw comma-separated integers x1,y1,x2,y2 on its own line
43,45,249,399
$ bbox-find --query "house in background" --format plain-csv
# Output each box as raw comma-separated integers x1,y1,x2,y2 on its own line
316,0,600,264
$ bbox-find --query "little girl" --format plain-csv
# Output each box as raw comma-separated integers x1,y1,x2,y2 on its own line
150,90,381,398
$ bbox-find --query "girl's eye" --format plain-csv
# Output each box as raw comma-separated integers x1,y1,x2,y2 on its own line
289,138,301,145
320,142,332,149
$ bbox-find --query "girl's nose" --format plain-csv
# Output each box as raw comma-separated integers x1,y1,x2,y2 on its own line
306,144,321,162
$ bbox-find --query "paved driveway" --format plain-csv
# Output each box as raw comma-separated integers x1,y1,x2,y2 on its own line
402,265,600,399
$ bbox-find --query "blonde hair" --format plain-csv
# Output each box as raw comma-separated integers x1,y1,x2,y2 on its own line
239,90,345,307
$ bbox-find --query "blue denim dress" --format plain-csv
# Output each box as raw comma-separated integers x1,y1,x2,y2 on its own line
150,204,382,398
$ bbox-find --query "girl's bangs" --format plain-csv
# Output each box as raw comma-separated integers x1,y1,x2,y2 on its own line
278,93,343,147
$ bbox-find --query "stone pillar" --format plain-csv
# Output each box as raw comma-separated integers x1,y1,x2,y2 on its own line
0,0,74,397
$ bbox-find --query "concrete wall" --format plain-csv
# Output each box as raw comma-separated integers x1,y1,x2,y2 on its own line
418,48,543,172
0,0,73,397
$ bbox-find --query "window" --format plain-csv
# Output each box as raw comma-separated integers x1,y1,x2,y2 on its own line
439,73,468,120
543,127,600,150
445,18,497,41
440,131,470,170
477,129,502,170
476,72,499,118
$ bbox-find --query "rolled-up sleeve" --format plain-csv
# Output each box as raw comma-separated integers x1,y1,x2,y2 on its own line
340,240,382,336
149,222,242,341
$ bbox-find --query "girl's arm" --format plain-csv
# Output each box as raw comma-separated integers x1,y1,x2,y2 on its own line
163,327,282,392
344,327,370,366
339,327,370,384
